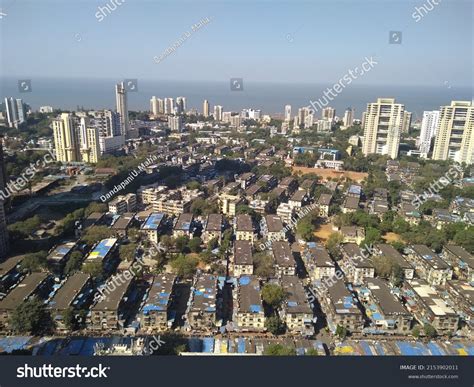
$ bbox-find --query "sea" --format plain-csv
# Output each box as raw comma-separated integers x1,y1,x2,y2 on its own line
1,77,472,120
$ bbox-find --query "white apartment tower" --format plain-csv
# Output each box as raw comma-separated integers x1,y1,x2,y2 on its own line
214,105,223,121
432,101,473,165
322,107,336,122
362,98,404,159
418,110,440,155
203,100,210,117
150,96,160,116
164,98,174,114
343,108,354,128
284,105,292,122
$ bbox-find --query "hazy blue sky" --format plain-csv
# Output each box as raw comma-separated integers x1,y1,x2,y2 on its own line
1,0,472,86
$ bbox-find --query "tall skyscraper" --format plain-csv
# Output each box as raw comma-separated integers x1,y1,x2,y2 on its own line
284,105,292,122
176,97,186,114
150,96,159,116
322,107,336,122
362,98,404,159
203,100,210,117
157,98,164,114
432,101,473,165
53,113,80,162
418,110,440,154
78,117,100,163
4,97,26,128
402,111,412,133
214,105,223,121
164,98,174,114
115,82,129,138
342,107,355,128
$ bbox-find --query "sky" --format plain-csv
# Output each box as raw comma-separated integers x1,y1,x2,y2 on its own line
0,0,472,87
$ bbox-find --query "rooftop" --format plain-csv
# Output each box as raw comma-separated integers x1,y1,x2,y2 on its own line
272,241,295,268
205,214,223,232
0,273,48,311
92,276,133,311
236,214,253,232
327,280,361,315
234,240,253,266
174,213,194,232
265,215,284,233
190,274,217,313
142,273,176,315
281,275,312,315
141,213,165,230
364,278,409,316
49,272,91,311
410,245,450,270
237,276,263,314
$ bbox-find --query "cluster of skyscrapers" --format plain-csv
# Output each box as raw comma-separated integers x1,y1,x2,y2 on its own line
361,99,473,164
52,82,136,163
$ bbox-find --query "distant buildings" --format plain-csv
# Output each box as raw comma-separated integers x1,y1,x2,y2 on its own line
362,98,404,159
418,110,440,154
322,107,336,122
168,115,184,132
342,107,354,128
284,105,291,122
213,105,223,121
432,101,473,165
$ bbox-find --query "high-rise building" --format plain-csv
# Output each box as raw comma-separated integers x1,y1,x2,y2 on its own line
285,105,292,122
91,110,124,154
362,98,404,159
4,97,26,128
164,98,174,115
343,108,354,128
402,111,412,133
203,100,210,117
115,82,129,138
168,115,184,132
418,110,440,154
39,106,54,113
157,98,164,114
214,105,223,121
322,107,336,122
432,101,473,165
176,97,186,114
361,111,367,130
150,96,160,116
241,109,261,120
53,113,80,162
77,117,100,163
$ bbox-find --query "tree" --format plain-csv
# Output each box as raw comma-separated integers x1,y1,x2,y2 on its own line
297,214,317,241
82,261,103,278
423,323,437,338
265,316,286,335
188,237,202,253
160,235,174,250
84,202,108,216
63,251,83,275
119,243,137,261
263,343,296,355
326,233,343,260
412,325,421,339
9,297,51,334
170,254,198,278
254,252,274,278
261,284,286,309
20,251,48,272
335,325,348,340
186,181,201,190
63,308,79,331
175,236,190,254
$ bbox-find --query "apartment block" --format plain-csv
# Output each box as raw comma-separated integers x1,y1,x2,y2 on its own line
303,243,336,281
272,241,296,276
280,275,314,335
406,245,453,286
340,243,375,285
140,273,176,331
233,240,253,277
235,214,255,242
186,274,218,331
202,214,224,244
234,275,265,332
